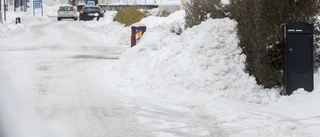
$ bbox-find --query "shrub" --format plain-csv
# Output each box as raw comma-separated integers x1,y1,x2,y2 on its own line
229,0,320,88
170,22,183,35
113,6,148,27
184,0,320,88
185,0,228,28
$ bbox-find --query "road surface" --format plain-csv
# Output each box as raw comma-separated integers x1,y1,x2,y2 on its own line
0,19,226,137
1,18,319,137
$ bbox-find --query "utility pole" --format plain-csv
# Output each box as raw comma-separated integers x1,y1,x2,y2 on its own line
3,0,5,21
0,0,2,24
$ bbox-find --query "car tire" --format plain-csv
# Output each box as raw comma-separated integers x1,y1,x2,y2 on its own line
57,17,61,21
74,18,77,21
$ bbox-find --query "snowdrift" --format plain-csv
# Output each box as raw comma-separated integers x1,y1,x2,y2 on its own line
120,13,279,104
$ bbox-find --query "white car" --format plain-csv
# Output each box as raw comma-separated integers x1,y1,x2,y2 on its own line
57,5,78,21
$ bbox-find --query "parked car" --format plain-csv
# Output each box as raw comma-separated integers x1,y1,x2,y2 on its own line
79,6,104,21
57,5,78,21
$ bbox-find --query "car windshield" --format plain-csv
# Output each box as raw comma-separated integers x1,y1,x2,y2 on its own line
84,7,99,12
60,6,73,11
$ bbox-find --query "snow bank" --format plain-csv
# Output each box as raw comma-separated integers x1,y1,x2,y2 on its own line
140,10,185,29
0,23,25,38
0,9,50,38
0,16,49,38
119,11,279,104
72,11,130,47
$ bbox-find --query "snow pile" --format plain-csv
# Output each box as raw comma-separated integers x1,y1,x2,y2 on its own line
0,10,50,38
73,11,130,47
120,11,279,104
0,11,27,38
79,21,130,46
140,10,185,29
0,23,25,38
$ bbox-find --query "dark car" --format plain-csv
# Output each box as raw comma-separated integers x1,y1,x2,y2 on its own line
79,6,104,21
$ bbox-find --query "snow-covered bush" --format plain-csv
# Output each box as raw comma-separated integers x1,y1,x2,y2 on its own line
169,22,183,35
156,10,171,17
113,6,148,27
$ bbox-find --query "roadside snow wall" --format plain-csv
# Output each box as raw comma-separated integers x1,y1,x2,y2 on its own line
120,16,279,103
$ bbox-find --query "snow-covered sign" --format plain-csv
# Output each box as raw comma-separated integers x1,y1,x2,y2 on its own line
87,1,95,6
33,1,42,9
33,1,43,16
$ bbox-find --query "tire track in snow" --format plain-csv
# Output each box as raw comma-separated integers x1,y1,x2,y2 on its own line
242,108,317,136
119,95,228,137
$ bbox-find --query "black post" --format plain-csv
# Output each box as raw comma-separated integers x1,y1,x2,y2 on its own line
33,1,34,16
284,22,314,95
14,0,16,12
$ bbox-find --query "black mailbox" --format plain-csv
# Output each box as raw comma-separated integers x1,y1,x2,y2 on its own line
284,22,314,95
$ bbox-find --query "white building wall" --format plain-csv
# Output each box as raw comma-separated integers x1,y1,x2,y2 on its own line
43,0,54,6
159,1,180,13
42,0,69,6
60,0,68,4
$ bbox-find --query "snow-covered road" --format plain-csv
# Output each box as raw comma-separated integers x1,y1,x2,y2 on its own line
0,18,142,137
1,14,320,137
0,18,227,137
0,18,228,137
